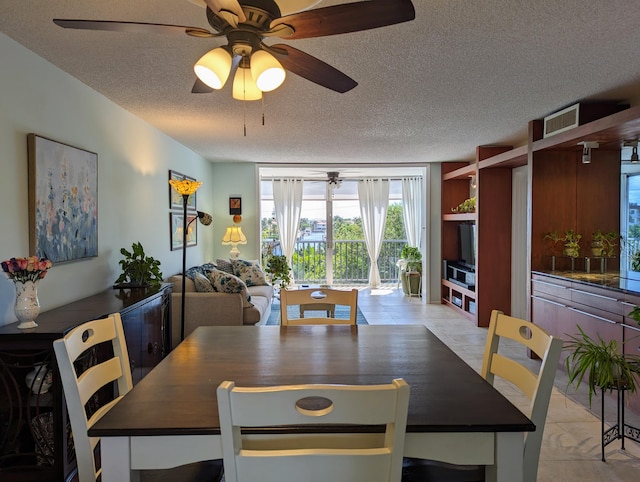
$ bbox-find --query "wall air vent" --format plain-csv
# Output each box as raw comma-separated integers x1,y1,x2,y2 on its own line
544,104,579,138
543,102,630,138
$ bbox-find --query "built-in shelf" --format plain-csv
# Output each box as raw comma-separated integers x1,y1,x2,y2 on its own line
532,103,640,152
443,164,476,181
443,213,476,222
478,145,528,169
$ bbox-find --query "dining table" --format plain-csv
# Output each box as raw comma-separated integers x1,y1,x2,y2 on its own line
90,324,534,482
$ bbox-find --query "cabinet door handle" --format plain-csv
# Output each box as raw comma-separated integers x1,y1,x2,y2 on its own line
568,288,619,302
567,307,617,324
531,295,566,307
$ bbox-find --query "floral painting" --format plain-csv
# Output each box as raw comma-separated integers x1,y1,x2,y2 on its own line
28,134,98,263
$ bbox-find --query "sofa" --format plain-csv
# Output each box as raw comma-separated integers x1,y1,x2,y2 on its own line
167,261,273,349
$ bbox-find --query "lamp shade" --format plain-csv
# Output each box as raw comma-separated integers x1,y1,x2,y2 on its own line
169,179,202,195
250,50,286,92
232,66,263,101
222,226,247,244
194,47,232,89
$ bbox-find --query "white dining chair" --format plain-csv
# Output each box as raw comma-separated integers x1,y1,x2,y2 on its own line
402,310,563,482
217,378,410,482
54,313,222,482
280,287,358,325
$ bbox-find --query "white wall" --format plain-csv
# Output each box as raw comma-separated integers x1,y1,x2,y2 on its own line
208,162,261,261
0,33,216,326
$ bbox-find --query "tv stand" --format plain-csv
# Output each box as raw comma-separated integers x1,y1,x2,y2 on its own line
441,260,476,320
444,260,475,290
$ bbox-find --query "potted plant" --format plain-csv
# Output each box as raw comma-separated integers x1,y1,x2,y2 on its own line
565,311,640,407
265,254,291,289
543,230,564,256
114,242,163,289
600,231,621,258
400,246,422,296
562,229,581,258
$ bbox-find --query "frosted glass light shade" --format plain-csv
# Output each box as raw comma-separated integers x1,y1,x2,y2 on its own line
250,50,286,92
232,66,262,101
194,47,232,89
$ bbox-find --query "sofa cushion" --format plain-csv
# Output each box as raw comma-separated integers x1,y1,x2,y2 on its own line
231,259,268,287
193,272,214,292
184,262,218,280
216,258,234,274
208,269,253,308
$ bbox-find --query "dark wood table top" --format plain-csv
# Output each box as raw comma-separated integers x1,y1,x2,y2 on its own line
90,325,534,437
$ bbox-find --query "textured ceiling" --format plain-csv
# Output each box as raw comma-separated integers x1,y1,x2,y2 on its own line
2,0,640,165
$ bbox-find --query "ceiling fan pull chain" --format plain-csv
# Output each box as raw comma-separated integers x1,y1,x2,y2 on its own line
243,67,247,136
262,96,265,126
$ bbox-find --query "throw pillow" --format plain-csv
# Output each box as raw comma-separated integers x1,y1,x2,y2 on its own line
216,258,234,274
231,259,268,287
193,272,214,292
208,269,253,308
184,262,218,280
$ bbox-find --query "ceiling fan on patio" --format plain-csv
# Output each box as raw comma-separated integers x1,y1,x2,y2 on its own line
53,0,416,100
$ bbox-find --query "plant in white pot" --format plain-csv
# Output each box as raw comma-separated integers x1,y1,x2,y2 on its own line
399,246,422,296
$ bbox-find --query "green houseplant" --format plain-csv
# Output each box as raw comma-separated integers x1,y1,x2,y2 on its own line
562,229,581,258
114,242,163,289
265,254,291,289
543,230,564,256
565,311,640,407
399,246,422,296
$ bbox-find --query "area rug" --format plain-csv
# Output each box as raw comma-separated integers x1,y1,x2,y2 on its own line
266,302,368,325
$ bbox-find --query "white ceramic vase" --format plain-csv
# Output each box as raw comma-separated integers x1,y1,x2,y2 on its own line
14,280,40,329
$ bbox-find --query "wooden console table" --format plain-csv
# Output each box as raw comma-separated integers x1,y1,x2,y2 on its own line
0,284,172,482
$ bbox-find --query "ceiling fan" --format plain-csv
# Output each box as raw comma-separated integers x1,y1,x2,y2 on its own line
53,0,416,99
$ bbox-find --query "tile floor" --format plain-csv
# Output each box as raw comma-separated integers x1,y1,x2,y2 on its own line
356,287,640,481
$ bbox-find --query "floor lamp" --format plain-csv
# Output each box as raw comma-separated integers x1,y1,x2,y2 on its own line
169,179,212,342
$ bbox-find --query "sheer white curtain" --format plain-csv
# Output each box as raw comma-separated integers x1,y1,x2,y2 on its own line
402,177,423,248
358,179,390,288
273,179,304,283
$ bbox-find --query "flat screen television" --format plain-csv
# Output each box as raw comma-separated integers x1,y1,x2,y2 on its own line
458,223,476,269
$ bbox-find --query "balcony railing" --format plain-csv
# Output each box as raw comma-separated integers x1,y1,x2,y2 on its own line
291,240,407,285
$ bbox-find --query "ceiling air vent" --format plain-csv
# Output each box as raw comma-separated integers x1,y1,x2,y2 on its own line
543,102,630,138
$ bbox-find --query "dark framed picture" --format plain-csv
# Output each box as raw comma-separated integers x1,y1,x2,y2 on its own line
169,170,197,211
170,212,198,251
229,196,242,215
28,133,98,263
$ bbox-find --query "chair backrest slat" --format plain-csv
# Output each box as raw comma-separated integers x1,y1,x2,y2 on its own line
217,378,410,482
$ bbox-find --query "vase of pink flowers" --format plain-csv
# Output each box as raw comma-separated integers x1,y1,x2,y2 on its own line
2,257,52,329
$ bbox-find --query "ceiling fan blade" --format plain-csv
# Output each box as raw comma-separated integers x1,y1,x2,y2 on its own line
192,78,214,93
269,44,357,93
53,19,216,38
203,0,246,23
270,0,415,40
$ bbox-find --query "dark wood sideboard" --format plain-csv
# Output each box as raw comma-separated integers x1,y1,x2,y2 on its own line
0,284,172,482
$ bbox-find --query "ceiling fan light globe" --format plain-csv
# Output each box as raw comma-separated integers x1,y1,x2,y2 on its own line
250,50,286,92
194,47,232,89
232,66,263,101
